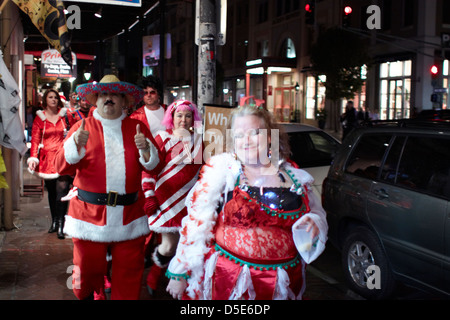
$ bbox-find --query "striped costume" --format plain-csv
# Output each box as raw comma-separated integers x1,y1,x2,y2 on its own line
143,129,203,233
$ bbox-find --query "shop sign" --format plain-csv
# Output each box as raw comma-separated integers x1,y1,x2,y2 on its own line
41,49,77,78
203,104,235,158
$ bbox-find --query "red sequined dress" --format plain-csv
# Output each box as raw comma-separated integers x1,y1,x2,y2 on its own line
210,183,310,299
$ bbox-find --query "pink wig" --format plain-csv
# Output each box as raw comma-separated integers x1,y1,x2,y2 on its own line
162,99,202,129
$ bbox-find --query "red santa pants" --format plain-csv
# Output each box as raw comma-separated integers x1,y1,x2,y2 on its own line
72,236,146,300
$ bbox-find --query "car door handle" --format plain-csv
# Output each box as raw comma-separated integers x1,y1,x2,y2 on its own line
373,188,389,199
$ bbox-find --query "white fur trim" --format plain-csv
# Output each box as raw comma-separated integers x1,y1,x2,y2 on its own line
27,157,39,165
142,177,156,185
139,139,159,171
36,172,60,180
36,108,67,121
148,225,180,233
63,214,150,242
27,162,59,179
144,190,155,197
58,108,68,117
101,116,126,194
36,110,46,121
64,134,86,164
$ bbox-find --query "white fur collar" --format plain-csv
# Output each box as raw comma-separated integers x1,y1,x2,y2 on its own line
36,108,67,121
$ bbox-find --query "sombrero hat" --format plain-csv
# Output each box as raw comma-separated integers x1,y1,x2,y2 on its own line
76,74,143,107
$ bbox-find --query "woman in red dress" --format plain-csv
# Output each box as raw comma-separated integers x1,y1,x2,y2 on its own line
166,105,328,300
27,89,71,239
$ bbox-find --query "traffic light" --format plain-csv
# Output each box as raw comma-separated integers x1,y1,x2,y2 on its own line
430,64,438,78
430,64,439,87
305,1,315,25
342,5,352,27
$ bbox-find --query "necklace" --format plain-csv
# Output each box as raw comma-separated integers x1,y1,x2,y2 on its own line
236,167,308,219
239,165,290,197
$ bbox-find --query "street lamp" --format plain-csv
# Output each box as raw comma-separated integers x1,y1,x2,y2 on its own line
95,7,102,18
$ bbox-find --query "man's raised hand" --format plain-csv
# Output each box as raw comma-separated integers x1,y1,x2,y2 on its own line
74,119,89,151
134,124,149,151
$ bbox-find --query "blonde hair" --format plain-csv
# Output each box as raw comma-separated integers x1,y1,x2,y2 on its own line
228,106,291,161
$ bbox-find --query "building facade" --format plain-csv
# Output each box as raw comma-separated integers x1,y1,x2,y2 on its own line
191,0,449,126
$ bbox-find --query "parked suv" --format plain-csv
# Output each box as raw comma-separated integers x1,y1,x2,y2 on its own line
322,120,450,299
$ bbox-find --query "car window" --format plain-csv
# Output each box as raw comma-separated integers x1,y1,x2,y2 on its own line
345,134,392,179
380,135,406,182
288,132,338,168
394,136,450,198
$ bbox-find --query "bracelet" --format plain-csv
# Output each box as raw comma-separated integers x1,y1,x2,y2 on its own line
165,269,190,281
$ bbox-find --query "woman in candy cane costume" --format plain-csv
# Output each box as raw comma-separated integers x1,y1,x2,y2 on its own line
142,99,203,294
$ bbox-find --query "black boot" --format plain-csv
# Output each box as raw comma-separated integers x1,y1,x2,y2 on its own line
57,216,65,239
48,218,58,233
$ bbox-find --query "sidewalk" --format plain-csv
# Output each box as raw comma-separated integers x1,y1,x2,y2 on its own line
0,160,353,300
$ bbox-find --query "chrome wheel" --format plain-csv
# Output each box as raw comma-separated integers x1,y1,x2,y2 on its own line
342,227,397,299
346,240,375,288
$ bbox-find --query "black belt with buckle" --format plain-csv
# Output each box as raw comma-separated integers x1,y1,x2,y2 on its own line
77,188,139,207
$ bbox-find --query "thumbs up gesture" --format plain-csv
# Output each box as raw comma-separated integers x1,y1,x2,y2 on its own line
74,119,89,151
134,124,149,151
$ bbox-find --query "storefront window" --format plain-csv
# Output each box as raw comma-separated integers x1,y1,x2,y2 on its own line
443,59,449,109
305,76,316,119
379,60,412,119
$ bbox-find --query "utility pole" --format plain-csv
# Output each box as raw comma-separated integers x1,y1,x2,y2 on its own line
195,0,217,114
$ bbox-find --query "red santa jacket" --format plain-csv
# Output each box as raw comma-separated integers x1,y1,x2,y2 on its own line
27,108,69,179
129,105,167,136
54,110,160,242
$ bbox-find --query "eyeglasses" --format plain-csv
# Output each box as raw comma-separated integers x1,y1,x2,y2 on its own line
144,90,158,96
234,128,261,139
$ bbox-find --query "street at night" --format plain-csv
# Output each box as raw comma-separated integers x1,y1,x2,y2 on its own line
1,0,450,304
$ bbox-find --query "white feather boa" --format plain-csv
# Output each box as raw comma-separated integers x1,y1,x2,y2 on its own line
167,152,328,300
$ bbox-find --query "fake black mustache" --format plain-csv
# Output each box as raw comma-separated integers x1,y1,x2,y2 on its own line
104,100,115,106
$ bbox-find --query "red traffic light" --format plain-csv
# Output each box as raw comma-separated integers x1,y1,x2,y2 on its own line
430,65,438,75
305,4,313,12
344,6,352,15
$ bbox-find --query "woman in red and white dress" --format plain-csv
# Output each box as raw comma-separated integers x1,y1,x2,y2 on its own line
27,89,71,239
142,99,203,294
166,105,328,300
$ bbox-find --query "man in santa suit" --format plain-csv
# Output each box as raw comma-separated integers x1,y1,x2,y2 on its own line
54,75,160,300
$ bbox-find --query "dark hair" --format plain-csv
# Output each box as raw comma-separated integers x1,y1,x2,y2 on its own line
141,76,163,98
42,89,64,109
